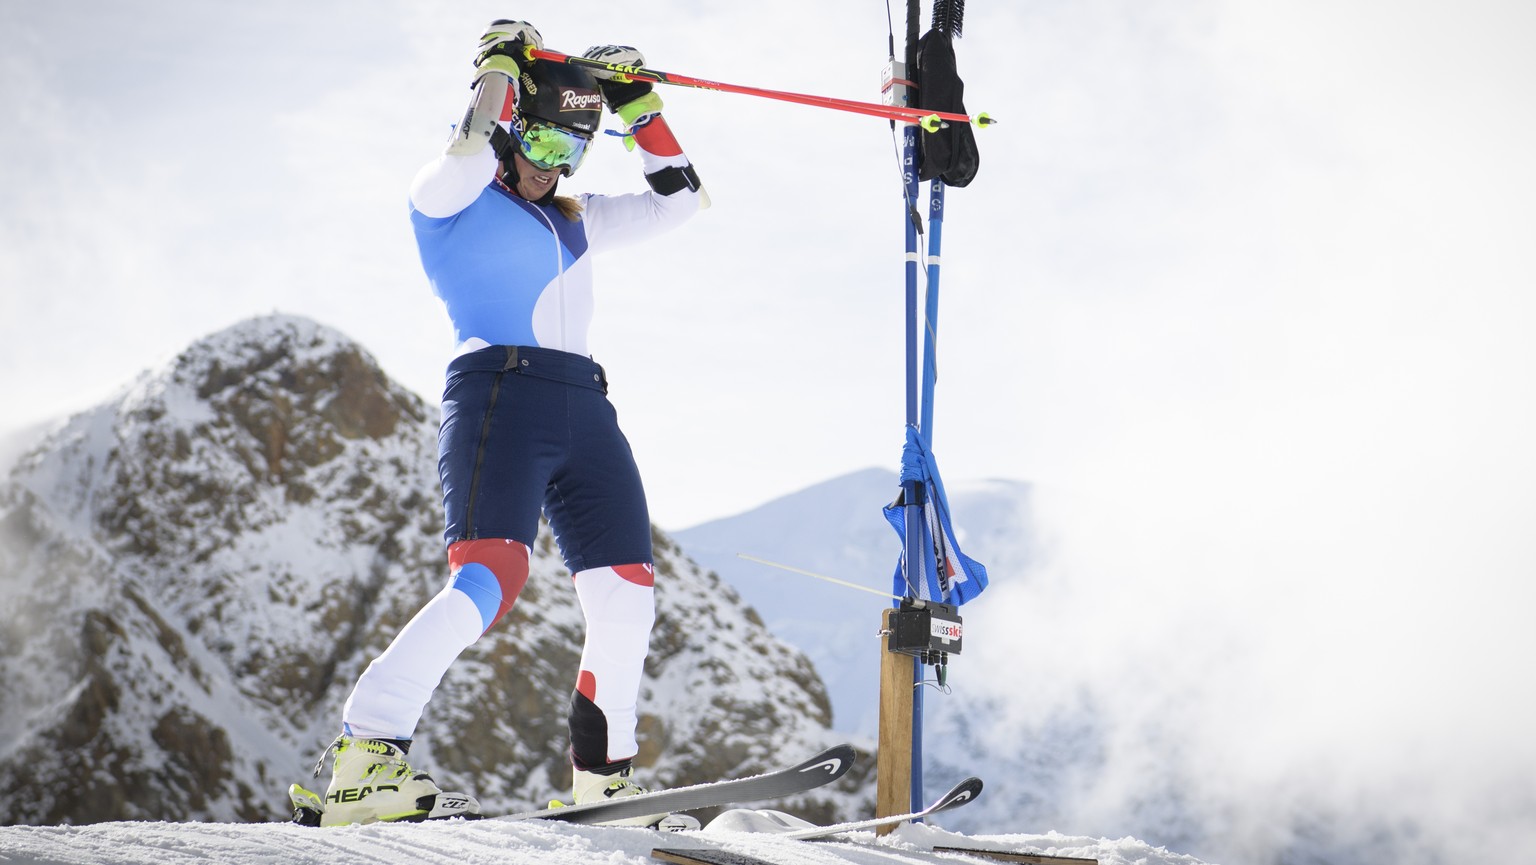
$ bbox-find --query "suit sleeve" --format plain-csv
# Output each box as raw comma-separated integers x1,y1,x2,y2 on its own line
583,114,702,251
410,145,500,219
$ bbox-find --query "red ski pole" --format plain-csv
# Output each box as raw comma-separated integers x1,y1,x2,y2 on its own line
526,47,995,132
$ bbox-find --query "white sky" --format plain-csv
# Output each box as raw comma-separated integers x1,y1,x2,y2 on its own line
2,0,1532,528
4,2,1536,859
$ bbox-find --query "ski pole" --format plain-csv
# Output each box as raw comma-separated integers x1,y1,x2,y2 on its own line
526,47,995,132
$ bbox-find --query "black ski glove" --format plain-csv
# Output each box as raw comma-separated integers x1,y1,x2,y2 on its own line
581,45,655,113
474,20,543,83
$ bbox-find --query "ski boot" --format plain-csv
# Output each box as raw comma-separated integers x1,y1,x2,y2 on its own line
291,736,479,827
568,764,700,831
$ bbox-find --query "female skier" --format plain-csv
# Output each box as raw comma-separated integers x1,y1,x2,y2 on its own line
304,20,703,827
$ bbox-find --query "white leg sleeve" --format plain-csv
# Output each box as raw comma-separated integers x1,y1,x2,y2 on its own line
573,566,657,762
342,582,486,740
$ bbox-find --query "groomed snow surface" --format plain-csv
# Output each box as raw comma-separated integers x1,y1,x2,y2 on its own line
0,817,1204,865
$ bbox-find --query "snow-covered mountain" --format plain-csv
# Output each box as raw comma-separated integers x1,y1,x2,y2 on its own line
0,314,864,825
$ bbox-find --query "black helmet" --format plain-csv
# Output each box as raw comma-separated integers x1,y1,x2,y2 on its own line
516,62,602,135
495,61,603,184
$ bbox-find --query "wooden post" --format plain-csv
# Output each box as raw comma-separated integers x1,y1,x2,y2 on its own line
875,607,913,835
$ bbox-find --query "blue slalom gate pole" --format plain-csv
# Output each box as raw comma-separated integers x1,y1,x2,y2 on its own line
909,165,951,819
901,114,928,819
899,0,925,816
922,179,946,438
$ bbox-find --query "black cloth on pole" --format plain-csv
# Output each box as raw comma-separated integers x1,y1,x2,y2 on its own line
915,29,980,187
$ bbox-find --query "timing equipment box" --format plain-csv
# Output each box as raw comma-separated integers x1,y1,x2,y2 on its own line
887,599,962,661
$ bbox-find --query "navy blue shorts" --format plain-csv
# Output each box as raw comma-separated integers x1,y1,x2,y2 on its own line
437,345,652,572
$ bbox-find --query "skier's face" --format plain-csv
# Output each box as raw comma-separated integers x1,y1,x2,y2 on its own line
509,150,562,201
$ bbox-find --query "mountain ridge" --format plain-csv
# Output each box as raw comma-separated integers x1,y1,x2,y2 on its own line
0,314,861,825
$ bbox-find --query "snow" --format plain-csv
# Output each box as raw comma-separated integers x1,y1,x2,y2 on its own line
0,818,1200,865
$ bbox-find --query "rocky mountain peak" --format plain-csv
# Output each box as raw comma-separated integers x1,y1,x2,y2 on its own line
0,314,859,825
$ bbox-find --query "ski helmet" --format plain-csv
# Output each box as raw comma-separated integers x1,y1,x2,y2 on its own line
500,62,603,177
517,62,603,135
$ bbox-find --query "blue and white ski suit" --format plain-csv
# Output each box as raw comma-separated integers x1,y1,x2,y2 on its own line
342,110,701,773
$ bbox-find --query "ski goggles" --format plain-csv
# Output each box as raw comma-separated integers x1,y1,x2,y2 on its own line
509,117,593,176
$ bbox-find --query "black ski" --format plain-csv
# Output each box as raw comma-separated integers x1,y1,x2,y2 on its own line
499,744,857,825
933,849,1099,865
652,850,777,865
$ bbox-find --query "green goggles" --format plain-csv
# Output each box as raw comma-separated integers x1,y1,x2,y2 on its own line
510,117,593,176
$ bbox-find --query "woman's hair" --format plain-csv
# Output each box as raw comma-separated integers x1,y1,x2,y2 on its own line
553,195,584,221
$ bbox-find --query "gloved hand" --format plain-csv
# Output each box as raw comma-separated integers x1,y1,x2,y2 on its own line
581,45,662,122
474,20,543,83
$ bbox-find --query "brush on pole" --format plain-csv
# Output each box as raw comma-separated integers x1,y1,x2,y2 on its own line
933,0,966,36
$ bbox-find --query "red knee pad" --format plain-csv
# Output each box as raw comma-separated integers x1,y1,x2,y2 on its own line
448,539,530,628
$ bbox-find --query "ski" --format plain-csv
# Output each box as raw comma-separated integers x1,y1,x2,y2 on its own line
933,849,1099,865
652,850,777,865
776,775,981,840
651,845,1090,865
290,744,855,828
499,744,856,825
